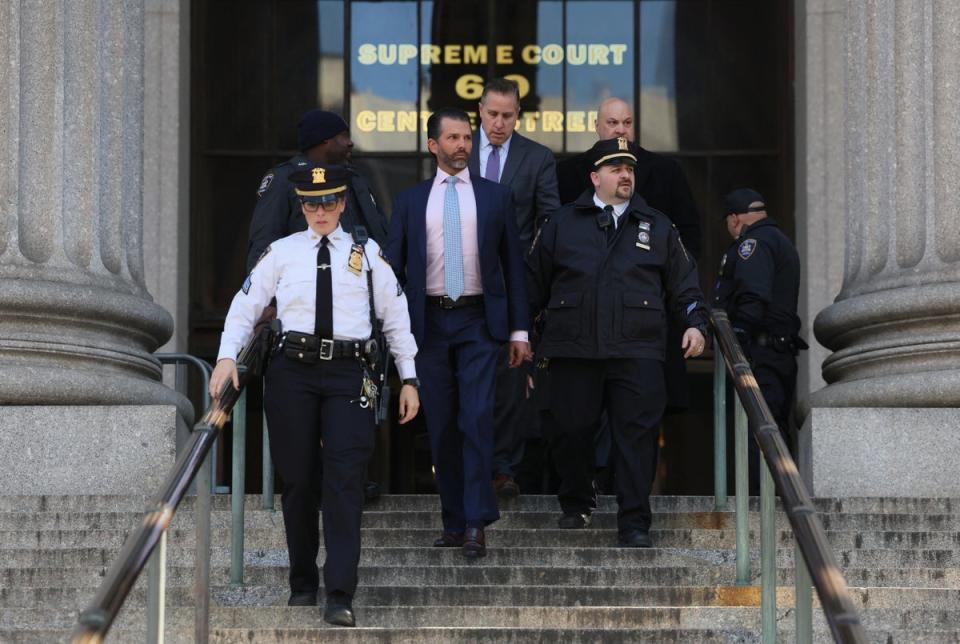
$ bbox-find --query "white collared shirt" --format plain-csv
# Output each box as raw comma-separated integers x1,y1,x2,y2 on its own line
478,128,512,182
217,225,417,379
593,194,629,228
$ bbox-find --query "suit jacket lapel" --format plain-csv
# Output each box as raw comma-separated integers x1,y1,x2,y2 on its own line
412,180,432,279
472,175,488,251
468,140,481,175
499,133,525,186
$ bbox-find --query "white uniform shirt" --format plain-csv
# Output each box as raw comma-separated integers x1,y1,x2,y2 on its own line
217,225,417,380
593,194,629,228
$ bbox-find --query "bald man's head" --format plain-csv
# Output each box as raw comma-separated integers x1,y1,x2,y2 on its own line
596,98,634,142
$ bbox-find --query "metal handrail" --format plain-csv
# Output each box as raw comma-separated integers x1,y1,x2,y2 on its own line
710,309,867,643
71,330,271,643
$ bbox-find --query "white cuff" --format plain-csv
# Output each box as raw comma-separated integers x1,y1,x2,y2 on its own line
395,358,417,380
509,330,529,343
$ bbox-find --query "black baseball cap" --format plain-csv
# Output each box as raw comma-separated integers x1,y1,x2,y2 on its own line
724,188,766,216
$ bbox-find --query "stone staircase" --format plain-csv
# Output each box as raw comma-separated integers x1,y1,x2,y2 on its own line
2,494,960,642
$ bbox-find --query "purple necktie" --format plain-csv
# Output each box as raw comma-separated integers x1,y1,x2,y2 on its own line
485,145,500,182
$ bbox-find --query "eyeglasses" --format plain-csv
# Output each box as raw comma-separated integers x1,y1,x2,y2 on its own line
301,199,341,213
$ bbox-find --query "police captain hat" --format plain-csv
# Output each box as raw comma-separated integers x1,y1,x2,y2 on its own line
724,188,766,216
297,110,348,152
587,137,637,169
290,164,350,203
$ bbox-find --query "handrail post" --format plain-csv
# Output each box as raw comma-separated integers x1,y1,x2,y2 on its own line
231,388,247,585
795,539,813,643
734,395,750,585
146,530,167,643
761,454,776,643
713,345,728,510
262,379,274,511
194,445,212,644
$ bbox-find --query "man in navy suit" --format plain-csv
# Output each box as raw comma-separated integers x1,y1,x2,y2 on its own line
468,78,560,498
386,108,531,558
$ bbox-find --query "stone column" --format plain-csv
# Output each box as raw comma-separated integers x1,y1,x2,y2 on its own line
0,1,187,493
806,1,960,495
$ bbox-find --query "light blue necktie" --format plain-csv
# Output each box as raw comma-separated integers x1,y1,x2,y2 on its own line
443,176,465,301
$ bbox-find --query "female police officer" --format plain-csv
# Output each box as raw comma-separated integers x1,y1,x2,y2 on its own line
210,164,420,627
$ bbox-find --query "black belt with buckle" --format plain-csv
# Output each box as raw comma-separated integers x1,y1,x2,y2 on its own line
280,331,366,363
427,294,484,310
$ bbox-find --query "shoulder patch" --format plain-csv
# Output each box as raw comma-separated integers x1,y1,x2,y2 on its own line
738,238,757,260
241,273,253,295
254,244,272,267
256,172,274,198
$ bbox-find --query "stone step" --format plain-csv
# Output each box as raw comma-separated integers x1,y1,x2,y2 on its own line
5,509,957,532
5,544,958,571
9,626,960,644
6,564,960,597
5,525,960,551
12,604,960,633
2,494,958,515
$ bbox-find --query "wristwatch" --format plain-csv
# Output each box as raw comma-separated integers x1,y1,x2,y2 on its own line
401,378,420,389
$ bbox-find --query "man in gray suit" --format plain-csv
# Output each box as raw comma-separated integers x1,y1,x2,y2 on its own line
469,77,561,497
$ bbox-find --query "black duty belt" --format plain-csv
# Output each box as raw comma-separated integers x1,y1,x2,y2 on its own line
755,332,805,354
426,294,484,309
280,331,368,363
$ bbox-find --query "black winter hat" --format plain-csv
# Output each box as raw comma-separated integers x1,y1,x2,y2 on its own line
297,110,348,151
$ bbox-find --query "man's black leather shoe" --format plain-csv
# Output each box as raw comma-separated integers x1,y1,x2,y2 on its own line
557,513,591,529
324,592,356,627
617,529,652,548
287,590,317,606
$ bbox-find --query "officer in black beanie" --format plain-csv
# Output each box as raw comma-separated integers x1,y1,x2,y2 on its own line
247,109,390,271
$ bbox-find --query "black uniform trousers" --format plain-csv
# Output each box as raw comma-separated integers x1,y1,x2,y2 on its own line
544,357,666,534
493,342,528,478
748,345,798,494
263,353,375,597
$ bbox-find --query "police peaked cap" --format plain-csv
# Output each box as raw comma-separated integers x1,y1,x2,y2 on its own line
724,188,766,216
290,164,351,203
587,137,637,169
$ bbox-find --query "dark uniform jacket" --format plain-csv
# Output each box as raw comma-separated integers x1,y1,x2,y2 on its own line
556,143,702,260
528,190,707,361
246,155,390,271
714,217,801,340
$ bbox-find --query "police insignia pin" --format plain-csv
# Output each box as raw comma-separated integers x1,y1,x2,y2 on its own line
636,229,651,251
256,173,274,198
348,244,364,275
738,238,757,260
617,136,628,151
312,167,326,184
638,221,651,231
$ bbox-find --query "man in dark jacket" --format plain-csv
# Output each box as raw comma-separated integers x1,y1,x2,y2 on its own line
714,188,804,492
246,110,389,271
528,137,708,547
558,98,701,417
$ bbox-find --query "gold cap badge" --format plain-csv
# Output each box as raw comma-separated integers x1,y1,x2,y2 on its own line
312,167,326,184
617,137,628,151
